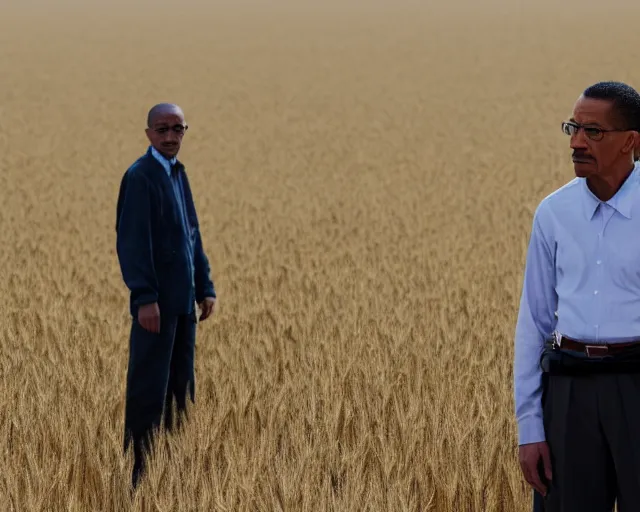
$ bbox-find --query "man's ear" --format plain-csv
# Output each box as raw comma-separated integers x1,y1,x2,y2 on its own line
633,131,640,160
623,130,639,157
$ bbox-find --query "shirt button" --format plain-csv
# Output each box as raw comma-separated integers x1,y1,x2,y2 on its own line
594,290,598,295
597,260,602,265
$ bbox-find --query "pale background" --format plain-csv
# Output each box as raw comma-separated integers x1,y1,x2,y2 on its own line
1,0,640,510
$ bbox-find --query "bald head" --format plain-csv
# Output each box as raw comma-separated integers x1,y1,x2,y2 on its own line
145,103,188,159
146,103,184,128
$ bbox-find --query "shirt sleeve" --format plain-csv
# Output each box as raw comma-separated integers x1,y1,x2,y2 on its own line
193,227,216,302
178,170,216,302
514,205,558,445
116,171,160,307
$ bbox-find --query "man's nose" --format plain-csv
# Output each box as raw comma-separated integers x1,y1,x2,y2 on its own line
164,131,179,142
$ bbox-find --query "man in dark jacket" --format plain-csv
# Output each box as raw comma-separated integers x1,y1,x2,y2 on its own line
115,103,217,488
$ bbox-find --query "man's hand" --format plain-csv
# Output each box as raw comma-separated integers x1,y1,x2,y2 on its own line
519,441,553,497
138,302,160,333
198,297,216,321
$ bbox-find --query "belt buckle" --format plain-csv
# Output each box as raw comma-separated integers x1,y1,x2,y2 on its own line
552,331,562,349
585,345,608,358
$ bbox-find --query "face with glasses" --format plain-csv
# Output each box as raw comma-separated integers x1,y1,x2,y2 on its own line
562,95,637,179
145,108,188,160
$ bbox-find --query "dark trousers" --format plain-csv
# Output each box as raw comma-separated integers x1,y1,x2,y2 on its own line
123,310,197,488
532,369,640,511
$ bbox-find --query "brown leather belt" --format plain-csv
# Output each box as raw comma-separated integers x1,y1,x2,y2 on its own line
558,334,640,357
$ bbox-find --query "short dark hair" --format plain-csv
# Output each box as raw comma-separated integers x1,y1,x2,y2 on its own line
583,81,640,131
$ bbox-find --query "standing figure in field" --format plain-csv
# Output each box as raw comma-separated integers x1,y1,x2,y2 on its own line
115,103,217,488
514,81,640,512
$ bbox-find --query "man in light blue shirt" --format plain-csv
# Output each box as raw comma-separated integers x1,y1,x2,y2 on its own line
514,81,640,511
116,103,217,489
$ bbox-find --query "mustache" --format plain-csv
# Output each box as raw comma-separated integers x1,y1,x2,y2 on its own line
162,143,178,147
572,150,594,160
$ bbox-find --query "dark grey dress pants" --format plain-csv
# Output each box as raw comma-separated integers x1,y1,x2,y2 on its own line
533,371,640,511
123,310,197,488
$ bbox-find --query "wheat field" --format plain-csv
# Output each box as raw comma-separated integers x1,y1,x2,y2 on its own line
2,0,640,510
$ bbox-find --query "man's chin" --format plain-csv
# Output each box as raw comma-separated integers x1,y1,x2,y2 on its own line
160,147,179,158
573,160,595,177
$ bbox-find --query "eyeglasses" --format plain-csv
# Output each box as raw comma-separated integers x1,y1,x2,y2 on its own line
561,121,628,141
151,124,188,135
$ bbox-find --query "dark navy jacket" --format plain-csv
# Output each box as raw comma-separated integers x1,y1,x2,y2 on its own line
115,147,216,318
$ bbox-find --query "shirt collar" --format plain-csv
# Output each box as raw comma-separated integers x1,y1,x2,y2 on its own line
150,145,177,176
581,161,640,220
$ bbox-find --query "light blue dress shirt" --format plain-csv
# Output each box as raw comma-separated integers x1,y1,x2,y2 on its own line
514,161,640,445
150,145,176,176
